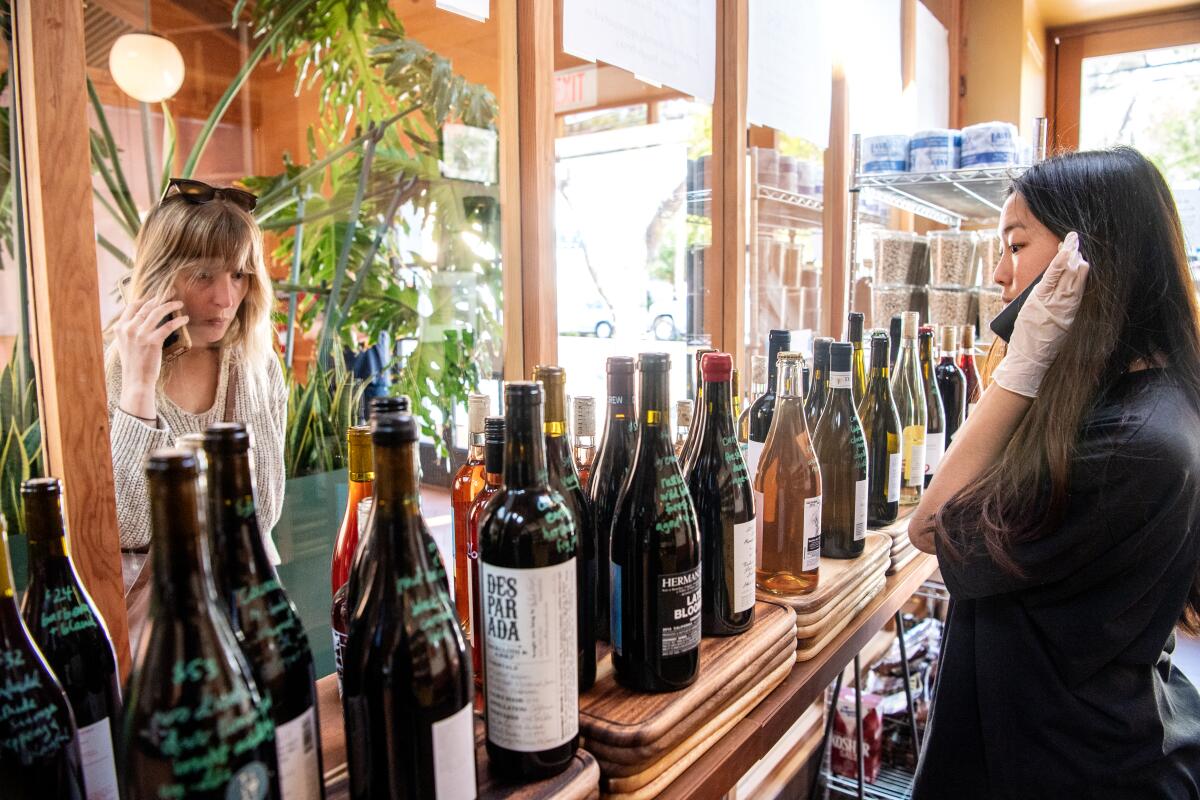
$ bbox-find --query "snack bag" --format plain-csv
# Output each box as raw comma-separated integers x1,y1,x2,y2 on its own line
831,688,883,783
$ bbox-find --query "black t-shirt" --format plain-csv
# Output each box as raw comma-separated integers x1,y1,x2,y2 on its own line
914,369,1200,799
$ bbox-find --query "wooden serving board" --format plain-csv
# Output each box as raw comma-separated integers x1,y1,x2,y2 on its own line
795,579,887,662
580,601,795,753
888,543,921,576
791,554,888,630
600,657,794,800
586,633,796,771
795,575,886,639
756,532,890,615
871,512,913,544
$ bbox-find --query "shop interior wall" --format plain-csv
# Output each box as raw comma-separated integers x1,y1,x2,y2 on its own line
962,0,1047,138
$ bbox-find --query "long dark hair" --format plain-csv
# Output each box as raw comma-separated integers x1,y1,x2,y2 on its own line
936,147,1200,632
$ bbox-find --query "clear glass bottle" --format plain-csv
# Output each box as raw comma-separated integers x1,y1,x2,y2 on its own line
919,326,947,489
891,312,928,506
572,396,597,488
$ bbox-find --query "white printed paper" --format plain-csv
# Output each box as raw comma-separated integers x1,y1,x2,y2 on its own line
887,452,902,503
747,0,832,148
275,706,322,800
802,495,822,572
733,518,757,613
78,718,119,800
432,703,478,799
925,431,946,477
853,479,867,541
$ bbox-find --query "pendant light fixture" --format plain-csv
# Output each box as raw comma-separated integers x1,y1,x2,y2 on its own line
108,0,184,104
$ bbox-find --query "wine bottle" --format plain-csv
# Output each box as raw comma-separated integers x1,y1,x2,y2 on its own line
674,399,693,458
589,356,637,643
452,394,490,638
343,413,476,799
889,315,902,368
754,352,822,595
204,423,324,800
958,325,982,416
122,449,276,799
890,312,928,506
572,396,596,488
804,337,834,432
919,327,947,489
332,424,373,696
747,330,790,540
731,368,742,421
467,416,505,690
480,383,579,779
0,515,84,799
20,478,120,800
857,332,903,527
812,344,868,559
533,365,597,692
738,354,767,449
935,325,967,447
848,311,868,407
684,352,755,636
611,353,702,692
680,347,716,467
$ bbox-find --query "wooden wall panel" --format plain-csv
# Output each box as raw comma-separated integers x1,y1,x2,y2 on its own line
822,67,851,341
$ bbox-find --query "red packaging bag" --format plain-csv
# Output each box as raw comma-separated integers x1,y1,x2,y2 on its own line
831,687,884,783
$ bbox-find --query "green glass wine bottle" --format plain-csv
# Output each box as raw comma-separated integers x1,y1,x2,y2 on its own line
812,343,868,558
857,331,903,527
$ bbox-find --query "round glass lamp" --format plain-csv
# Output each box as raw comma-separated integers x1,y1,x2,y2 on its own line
108,33,185,103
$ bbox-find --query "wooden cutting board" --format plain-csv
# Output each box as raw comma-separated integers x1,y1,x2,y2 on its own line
586,633,796,771
795,575,886,639
600,657,794,800
888,543,921,576
795,579,887,662
756,532,890,615
871,511,913,543
581,601,795,751
791,554,888,630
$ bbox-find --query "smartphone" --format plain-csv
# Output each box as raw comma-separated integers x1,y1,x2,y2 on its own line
118,275,192,364
989,271,1043,343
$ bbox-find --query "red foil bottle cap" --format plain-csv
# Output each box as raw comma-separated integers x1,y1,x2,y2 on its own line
700,351,733,382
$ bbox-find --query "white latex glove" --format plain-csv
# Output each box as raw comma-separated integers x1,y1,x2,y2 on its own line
992,231,1090,398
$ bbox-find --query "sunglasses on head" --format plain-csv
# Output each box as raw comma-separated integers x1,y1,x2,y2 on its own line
162,178,257,212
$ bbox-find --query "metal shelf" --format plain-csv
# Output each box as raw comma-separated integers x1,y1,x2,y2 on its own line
853,166,1029,227
826,765,915,800
755,184,824,229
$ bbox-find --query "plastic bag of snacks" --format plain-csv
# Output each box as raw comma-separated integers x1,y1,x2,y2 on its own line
831,688,883,783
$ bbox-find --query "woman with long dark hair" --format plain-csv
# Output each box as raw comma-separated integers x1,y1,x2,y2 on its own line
910,147,1200,797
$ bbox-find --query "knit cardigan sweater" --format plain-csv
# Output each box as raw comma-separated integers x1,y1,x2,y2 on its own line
105,346,287,562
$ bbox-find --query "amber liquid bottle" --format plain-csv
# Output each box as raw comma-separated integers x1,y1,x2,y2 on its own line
747,331,790,542
891,312,928,506
452,394,491,638
204,424,324,800
534,365,597,692
342,413,475,799
858,332,903,527
331,425,373,694
812,344,868,559
121,449,276,799
919,327,947,489
755,352,823,595
611,353,702,692
958,325,982,416
589,356,637,642
685,352,755,635
805,337,834,432
21,478,120,799
480,383,579,779
936,325,967,447
467,416,505,690
573,396,597,488
848,311,868,407
0,515,84,800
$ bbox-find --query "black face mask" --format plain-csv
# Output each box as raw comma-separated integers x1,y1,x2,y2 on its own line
989,270,1044,343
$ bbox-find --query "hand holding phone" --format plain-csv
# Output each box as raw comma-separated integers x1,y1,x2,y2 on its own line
118,275,192,364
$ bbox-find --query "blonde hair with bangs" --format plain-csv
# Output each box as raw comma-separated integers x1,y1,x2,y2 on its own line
124,193,275,377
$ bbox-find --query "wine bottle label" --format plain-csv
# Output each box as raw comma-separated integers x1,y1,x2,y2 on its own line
854,479,867,541
925,431,946,477
902,426,927,486
802,496,822,572
0,651,75,759
887,453,902,503
658,566,701,658
732,519,757,614
77,717,119,800
481,560,579,752
332,630,347,697
432,703,478,800
611,562,623,655
275,706,322,800
829,371,852,389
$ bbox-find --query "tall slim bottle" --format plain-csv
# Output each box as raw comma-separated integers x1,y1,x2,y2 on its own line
936,325,967,446
681,347,716,466
958,325,982,416
889,315,902,368
755,353,822,595
848,311,868,407
122,449,276,799
331,425,373,694
480,383,579,779
589,357,637,642
738,354,767,449
858,332,903,527
0,516,84,799
204,423,324,800
919,327,947,489
611,353,702,692
452,394,490,637
747,330,790,539
467,416,505,690
812,344,868,559
21,478,120,799
685,352,755,635
805,337,834,431
343,414,475,799
891,312,928,506
573,396,597,488
534,365,597,692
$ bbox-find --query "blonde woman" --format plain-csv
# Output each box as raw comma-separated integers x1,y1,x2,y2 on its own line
107,179,285,564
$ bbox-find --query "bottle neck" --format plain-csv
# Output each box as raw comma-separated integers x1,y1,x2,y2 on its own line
543,382,568,439
24,492,70,566
702,378,735,437
149,471,216,613
605,374,634,423
897,337,921,379
347,432,374,483
505,402,550,490
869,343,891,383
0,531,16,602
484,438,504,478
919,337,935,379
206,447,271,584
468,433,486,461
372,439,426,570
639,369,672,447
766,342,783,392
